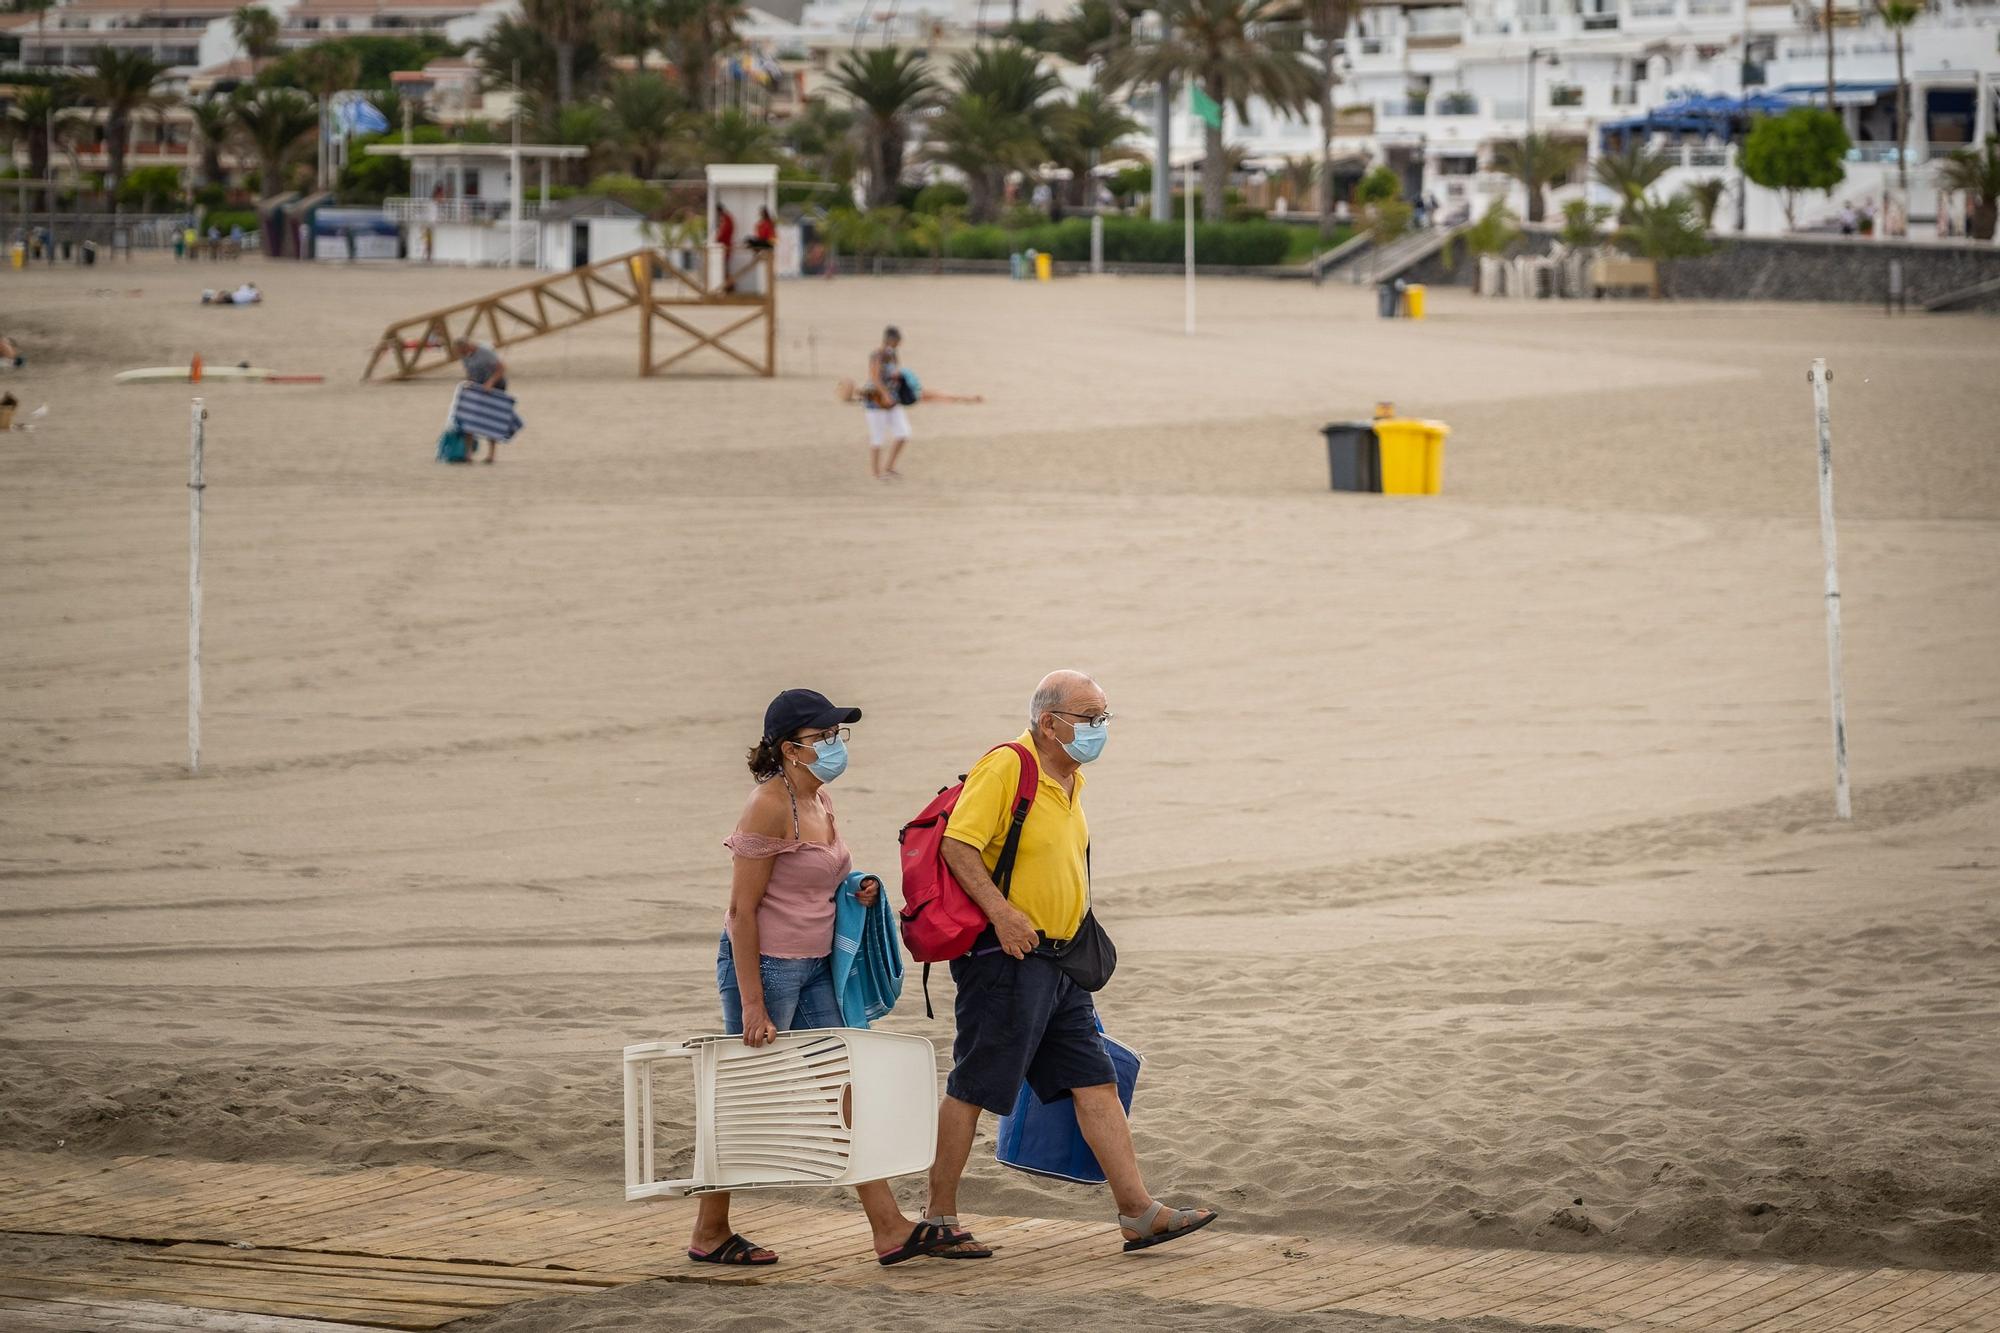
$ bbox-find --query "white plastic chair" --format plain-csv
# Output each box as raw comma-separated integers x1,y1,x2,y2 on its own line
623,1029,938,1201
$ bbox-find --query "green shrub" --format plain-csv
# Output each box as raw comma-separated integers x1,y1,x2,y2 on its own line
1000,203,1050,230
118,164,185,210
913,181,969,214
1355,165,1400,205
203,207,260,235
586,173,666,217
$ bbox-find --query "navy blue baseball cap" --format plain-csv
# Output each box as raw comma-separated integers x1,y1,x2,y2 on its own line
763,689,861,743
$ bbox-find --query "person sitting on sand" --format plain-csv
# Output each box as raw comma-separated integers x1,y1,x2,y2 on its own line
925,671,1217,1258
0,335,21,368
452,337,508,465
232,283,261,305
862,326,912,481
689,690,988,1270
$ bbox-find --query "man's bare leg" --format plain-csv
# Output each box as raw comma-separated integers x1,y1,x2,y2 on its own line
884,436,908,476
870,445,884,479
926,1094,982,1221
1073,1082,1215,1241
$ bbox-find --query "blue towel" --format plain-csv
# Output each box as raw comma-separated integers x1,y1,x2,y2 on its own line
452,382,524,442
831,870,903,1028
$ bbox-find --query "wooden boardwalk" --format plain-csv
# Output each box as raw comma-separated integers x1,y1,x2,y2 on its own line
1,1151,1995,1331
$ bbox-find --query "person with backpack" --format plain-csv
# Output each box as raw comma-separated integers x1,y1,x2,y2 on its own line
911,670,1218,1255
863,326,912,481
687,688,984,1270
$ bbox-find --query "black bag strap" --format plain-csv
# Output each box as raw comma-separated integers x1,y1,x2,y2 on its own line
991,742,1039,899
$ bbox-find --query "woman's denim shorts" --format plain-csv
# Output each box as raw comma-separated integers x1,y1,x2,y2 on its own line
716,933,840,1035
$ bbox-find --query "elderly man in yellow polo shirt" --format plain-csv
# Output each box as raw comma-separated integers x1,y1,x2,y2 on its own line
925,670,1218,1256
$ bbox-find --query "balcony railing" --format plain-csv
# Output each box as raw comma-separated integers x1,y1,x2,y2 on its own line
384,197,549,223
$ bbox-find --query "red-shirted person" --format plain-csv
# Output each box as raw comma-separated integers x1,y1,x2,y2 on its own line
715,203,736,291
750,207,777,251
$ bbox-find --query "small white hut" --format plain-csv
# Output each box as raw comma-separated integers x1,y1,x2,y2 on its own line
536,196,649,271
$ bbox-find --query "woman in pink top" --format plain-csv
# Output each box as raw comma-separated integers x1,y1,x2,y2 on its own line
687,688,990,1269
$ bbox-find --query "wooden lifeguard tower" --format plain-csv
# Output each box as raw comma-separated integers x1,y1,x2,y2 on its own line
362,164,780,382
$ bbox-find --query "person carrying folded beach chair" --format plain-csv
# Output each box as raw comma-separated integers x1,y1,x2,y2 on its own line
918,670,1218,1255
684,689,989,1270
451,338,513,464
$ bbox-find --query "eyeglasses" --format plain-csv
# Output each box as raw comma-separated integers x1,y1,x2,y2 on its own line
1051,710,1113,728
794,727,851,746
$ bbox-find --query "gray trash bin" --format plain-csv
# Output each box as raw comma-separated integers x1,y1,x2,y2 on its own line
1321,422,1381,492
1376,281,1401,318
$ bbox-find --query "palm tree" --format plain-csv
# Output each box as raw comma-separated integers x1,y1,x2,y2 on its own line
926,92,1042,221
830,48,937,208
550,102,612,182
1045,88,1140,207
607,72,688,177
524,0,596,106
188,96,237,187
602,0,664,72
231,5,279,76
1592,142,1672,223
1296,0,1357,235
290,45,358,189
76,48,170,195
699,107,779,163
1106,0,1317,220
660,0,744,114
1937,136,2000,240
231,85,317,195
4,83,80,184
954,43,1062,121
1875,0,1920,196
1684,176,1727,229
785,98,859,194
1490,133,1583,223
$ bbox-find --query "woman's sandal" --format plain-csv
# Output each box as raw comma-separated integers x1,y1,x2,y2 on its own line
878,1219,993,1266
687,1233,777,1265
1117,1201,1219,1253
921,1214,994,1259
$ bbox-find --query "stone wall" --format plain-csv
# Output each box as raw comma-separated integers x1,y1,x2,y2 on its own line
1398,229,2000,311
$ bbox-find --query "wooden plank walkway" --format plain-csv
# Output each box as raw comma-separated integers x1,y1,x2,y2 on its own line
1,1151,1995,1331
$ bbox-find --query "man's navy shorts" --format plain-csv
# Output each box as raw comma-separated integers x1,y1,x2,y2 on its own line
946,946,1115,1115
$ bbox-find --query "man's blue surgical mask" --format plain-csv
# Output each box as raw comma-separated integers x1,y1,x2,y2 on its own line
1061,718,1107,765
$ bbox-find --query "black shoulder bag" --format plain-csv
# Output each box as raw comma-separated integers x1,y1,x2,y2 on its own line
1031,845,1117,991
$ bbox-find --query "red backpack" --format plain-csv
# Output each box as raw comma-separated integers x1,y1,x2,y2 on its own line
898,743,1039,1011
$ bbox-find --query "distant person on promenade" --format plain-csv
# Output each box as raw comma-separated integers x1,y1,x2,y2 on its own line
925,671,1218,1256
862,326,911,481
689,689,988,1269
453,337,508,465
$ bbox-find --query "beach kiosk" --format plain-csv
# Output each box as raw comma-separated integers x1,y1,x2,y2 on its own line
706,163,777,297
367,142,589,267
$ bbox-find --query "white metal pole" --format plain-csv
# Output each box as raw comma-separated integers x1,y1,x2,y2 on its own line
1184,159,1195,336
187,398,206,775
1808,359,1851,820
1090,211,1103,274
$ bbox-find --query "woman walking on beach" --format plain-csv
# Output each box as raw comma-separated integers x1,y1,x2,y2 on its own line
689,688,991,1268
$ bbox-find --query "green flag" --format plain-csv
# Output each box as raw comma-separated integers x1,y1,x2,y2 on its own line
1190,86,1223,131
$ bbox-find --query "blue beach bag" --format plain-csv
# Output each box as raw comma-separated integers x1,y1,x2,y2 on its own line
995,1022,1142,1185
436,425,470,463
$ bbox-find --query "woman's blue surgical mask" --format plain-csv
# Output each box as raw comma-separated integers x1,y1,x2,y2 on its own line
802,736,849,783
1061,718,1108,765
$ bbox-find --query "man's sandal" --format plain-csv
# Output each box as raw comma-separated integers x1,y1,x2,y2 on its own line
687,1233,777,1265
878,1219,992,1266
1117,1201,1219,1252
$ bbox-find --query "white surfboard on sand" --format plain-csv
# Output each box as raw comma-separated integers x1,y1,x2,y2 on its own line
114,367,322,384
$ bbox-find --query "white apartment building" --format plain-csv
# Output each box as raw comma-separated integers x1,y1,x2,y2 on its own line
1162,0,1999,232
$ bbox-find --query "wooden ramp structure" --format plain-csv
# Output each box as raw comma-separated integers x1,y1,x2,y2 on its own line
361,247,776,383
1,1150,1996,1331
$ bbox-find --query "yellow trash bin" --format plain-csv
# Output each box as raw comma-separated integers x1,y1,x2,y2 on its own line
1374,418,1449,495
8,243,23,270
1403,283,1426,320
1034,251,1052,282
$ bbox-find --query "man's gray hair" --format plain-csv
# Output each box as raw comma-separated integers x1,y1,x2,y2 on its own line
1029,671,1098,725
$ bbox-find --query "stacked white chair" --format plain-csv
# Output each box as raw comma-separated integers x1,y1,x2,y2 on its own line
623,1029,937,1201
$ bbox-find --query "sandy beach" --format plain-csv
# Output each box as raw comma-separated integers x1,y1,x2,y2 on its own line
2,256,1997,1328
